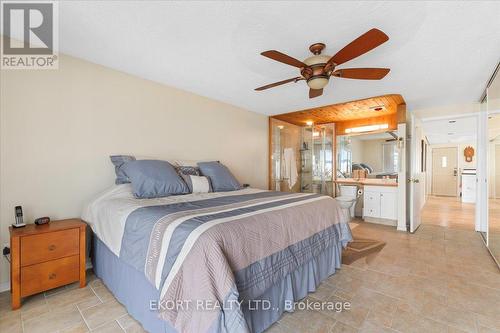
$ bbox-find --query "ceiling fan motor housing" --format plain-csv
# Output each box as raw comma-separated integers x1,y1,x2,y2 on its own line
303,54,331,89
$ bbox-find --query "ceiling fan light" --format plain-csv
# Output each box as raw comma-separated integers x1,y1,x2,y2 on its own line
304,55,331,66
307,77,329,90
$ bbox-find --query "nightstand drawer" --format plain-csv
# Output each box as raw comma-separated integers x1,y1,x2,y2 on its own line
21,229,79,266
21,255,80,297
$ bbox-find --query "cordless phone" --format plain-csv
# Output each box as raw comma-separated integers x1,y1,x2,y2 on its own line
12,206,26,228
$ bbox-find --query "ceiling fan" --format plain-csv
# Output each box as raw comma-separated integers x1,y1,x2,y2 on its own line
255,28,390,99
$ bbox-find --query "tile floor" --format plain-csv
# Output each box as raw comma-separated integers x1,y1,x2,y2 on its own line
1,222,499,333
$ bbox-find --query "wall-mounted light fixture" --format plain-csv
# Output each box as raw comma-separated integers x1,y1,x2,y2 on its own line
306,120,313,126
345,123,389,134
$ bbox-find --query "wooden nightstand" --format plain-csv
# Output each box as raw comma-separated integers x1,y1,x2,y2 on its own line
9,219,86,309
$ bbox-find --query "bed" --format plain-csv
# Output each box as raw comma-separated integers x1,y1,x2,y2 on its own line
82,184,352,333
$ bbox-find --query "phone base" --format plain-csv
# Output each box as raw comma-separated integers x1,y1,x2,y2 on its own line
11,223,26,228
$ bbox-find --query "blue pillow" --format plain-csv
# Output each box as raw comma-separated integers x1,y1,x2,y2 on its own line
121,160,189,198
197,162,241,192
110,155,136,184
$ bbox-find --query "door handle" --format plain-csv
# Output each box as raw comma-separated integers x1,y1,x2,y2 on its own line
453,168,458,177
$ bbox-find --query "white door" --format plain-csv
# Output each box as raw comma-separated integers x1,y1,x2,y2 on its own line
409,115,424,233
432,147,458,196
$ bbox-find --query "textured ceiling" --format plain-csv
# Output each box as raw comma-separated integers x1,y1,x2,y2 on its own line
422,116,477,144
4,1,500,115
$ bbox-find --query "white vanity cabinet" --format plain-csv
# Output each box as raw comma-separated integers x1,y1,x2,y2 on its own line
363,185,398,224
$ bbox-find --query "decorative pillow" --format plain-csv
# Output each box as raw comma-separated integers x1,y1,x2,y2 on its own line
110,155,136,184
180,174,212,194
197,161,241,192
176,165,200,176
121,160,189,198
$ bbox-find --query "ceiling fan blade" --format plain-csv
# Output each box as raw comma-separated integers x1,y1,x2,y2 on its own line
309,88,323,98
327,28,389,67
261,50,307,68
255,77,302,91
333,68,390,80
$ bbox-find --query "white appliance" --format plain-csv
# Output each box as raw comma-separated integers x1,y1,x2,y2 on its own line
461,168,476,203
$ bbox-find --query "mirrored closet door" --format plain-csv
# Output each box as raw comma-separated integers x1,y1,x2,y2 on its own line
487,63,500,268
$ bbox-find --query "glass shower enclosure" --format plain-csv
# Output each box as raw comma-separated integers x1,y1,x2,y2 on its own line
270,118,334,196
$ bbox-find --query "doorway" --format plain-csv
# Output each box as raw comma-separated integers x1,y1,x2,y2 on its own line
418,115,478,231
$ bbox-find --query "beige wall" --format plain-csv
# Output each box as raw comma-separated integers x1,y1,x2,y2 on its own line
0,54,268,287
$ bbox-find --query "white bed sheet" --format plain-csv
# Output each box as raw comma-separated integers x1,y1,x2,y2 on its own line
81,184,265,256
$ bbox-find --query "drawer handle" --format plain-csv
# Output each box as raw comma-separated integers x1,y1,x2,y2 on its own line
48,273,56,280
48,245,56,251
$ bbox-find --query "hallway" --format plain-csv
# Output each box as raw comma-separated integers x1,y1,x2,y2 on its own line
421,196,475,230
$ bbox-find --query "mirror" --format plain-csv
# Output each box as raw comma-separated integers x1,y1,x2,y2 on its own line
337,132,399,180
488,113,500,265
487,66,500,267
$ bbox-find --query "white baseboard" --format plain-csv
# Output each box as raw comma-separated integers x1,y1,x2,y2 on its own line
0,281,10,293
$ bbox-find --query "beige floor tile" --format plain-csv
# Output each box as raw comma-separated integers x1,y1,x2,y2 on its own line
116,314,147,333
331,321,359,333
92,285,115,302
0,301,21,321
23,303,84,333
358,320,398,333
475,313,500,332
20,293,49,319
77,294,102,311
419,300,477,332
60,321,90,333
0,311,22,333
477,326,500,333
310,281,338,301
263,322,289,333
333,302,369,329
350,287,398,314
92,320,124,333
391,308,449,333
46,286,96,309
81,299,126,330
278,308,336,333
365,309,393,328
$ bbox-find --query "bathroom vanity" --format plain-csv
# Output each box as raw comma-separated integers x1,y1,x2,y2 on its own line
363,185,398,225
335,179,398,226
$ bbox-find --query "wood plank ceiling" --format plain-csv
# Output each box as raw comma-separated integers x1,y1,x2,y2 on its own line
271,94,405,126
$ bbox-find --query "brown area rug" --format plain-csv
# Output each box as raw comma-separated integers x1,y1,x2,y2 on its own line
342,238,386,265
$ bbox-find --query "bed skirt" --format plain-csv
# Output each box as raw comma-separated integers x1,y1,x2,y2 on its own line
92,234,343,333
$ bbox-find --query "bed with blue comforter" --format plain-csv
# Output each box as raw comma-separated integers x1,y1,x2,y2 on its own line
83,185,351,333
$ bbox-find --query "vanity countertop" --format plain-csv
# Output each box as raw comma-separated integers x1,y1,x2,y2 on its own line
335,178,398,187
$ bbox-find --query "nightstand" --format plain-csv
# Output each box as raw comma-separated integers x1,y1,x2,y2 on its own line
9,219,86,309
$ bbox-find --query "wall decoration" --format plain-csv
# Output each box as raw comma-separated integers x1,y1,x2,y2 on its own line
464,146,474,162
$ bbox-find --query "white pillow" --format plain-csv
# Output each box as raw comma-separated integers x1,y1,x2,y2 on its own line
189,175,211,194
